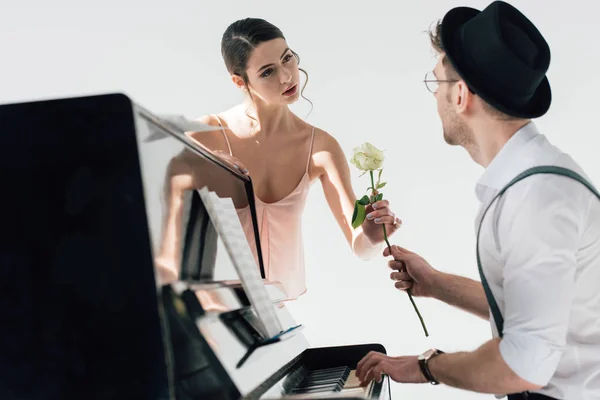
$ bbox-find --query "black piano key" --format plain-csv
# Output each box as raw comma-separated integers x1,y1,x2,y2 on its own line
307,366,349,375
310,365,348,372
303,368,348,381
290,383,343,394
311,367,347,378
282,365,308,392
297,376,343,387
305,368,348,380
296,378,344,389
298,376,345,386
290,366,352,394
301,372,345,382
285,365,357,396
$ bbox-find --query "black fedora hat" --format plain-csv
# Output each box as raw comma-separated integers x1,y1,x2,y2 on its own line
440,1,551,118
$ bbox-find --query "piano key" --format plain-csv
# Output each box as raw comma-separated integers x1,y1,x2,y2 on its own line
285,366,376,398
281,379,374,399
343,369,364,389
307,366,349,374
294,379,344,390
296,378,343,387
300,367,349,381
298,374,346,385
290,385,342,394
305,367,349,377
294,381,343,391
295,374,347,389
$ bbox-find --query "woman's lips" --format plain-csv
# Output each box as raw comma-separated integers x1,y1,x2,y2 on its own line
283,85,298,96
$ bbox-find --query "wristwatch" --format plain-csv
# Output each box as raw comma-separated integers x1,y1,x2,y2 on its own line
418,348,444,385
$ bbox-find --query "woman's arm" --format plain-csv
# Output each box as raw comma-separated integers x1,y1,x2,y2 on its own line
313,131,400,260
154,153,195,284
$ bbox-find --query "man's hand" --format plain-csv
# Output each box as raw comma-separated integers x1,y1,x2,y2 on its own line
355,351,427,385
387,245,490,319
386,245,441,298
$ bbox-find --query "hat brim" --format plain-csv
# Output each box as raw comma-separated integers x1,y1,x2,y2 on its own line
440,6,551,119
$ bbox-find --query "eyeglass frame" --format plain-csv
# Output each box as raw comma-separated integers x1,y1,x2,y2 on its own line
424,71,477,95
423,71,458,94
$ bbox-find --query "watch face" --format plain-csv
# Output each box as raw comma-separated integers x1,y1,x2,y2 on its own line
418,348,437,361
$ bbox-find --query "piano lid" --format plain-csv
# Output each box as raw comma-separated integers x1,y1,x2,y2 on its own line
0,93,175,399
0,92,280,399
132,103,267,286
131,104,312,397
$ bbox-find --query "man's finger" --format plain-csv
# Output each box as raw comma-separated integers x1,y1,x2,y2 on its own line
393,245,415,254
355,352,374,379
395,281,413,291
361,366,376,386
372,361,390,383
388,260,406,271
360,358,389,385
356,352,383,381
383,245,410,258
360,359,380,385
390,271,411,281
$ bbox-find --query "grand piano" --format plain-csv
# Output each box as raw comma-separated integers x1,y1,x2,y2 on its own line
0,93,391,399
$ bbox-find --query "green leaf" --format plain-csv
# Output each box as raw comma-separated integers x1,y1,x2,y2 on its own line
375,193,383,201
358,195,370,206
359,171,368,177
351,201,358,224
377,182,387,189
351,201,367,229
377,169,383,182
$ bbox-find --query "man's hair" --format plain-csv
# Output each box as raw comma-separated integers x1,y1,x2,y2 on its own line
428,20,520,121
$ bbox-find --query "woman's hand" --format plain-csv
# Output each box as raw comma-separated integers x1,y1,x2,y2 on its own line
360,199,401,243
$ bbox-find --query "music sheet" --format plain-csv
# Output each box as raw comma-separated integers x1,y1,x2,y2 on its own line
197,187,283,338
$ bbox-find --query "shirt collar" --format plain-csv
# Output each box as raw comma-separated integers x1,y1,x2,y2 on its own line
475,121,541,202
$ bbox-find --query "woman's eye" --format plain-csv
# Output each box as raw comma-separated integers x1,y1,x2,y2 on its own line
283,54,292,62
261,68,273,78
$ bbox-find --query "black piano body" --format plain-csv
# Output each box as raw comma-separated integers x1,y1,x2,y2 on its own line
0,93,391,399
166,279,391,400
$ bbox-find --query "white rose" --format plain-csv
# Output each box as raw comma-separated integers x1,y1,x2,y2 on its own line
350,142,385,171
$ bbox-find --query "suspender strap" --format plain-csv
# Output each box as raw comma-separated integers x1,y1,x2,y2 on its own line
476,165,598,400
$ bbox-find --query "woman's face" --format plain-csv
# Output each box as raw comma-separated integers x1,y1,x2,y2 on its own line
237,38,300,105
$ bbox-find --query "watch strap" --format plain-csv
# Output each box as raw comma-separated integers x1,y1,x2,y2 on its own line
418,349,444,385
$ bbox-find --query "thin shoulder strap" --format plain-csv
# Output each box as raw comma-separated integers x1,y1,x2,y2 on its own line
305,126,316,173
213,114,233,156
476,165,600,338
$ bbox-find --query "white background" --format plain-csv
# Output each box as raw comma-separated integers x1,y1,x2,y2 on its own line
2,1,599,398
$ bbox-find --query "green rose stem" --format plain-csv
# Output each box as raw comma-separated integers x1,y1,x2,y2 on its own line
369,171,429,338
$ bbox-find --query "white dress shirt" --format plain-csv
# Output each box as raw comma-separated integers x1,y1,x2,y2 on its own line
475,122,600,399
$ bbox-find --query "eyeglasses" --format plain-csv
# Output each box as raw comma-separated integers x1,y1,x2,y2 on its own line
424,71,458,94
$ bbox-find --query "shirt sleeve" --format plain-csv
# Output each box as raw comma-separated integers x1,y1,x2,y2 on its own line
495,174,589,386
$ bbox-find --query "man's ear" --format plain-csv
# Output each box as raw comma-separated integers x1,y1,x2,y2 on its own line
455,81,472,115
231,74,245,90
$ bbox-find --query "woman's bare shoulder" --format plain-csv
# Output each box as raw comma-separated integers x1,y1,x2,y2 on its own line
187,113,229,150
194,114,220,127
310,126,344,157
306,125,349,179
